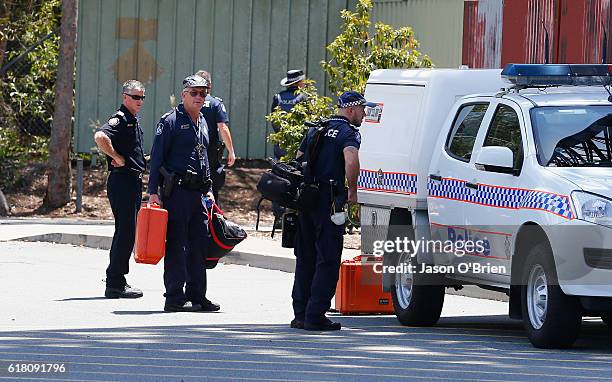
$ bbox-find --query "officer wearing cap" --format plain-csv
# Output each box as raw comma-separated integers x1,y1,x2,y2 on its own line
270,69,307,224
194,70,236,205
290,91,374,331
148,75,220,313
94,79,146,299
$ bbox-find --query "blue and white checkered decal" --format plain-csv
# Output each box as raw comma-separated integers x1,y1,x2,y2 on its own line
520,190,574,219
358,169,417,195
428,178,574,219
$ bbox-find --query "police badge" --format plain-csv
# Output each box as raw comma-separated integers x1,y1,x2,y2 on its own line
155,122,164,135
108,117,120,127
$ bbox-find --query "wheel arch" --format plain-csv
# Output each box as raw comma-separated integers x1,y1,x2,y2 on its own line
509,222,552,319
381,207,413,291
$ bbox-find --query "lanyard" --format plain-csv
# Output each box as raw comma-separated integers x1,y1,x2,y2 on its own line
191,115,208,170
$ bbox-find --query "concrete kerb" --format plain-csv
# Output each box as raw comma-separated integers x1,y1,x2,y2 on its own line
16,232,298,273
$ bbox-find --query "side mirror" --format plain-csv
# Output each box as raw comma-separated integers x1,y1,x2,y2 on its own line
475,146,516,175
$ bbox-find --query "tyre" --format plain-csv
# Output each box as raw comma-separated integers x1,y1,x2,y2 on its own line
391,252,445,327
521,242,582,348
601,314,612,327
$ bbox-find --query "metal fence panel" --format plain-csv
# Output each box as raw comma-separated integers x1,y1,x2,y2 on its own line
370,0,465,69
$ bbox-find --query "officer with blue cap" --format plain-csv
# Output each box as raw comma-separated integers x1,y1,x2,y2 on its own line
148,75,220,312
291,91,375,331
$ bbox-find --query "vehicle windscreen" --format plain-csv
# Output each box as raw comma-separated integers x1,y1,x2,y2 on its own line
531,106,612,167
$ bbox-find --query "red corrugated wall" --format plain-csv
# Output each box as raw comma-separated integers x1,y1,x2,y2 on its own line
501,0,559,65
463,0,485,68
558,0,610,63
463,0,611,67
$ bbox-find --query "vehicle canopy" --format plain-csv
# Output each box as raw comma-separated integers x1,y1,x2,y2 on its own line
358,68,506,208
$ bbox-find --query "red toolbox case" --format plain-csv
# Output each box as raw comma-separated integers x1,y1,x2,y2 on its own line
335,255,395,315
134,203,168,265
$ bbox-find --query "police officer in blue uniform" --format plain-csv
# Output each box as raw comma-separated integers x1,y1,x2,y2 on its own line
148,75,220,312
291,91,374,331
195,70,236,205
94,80,146,299
271,69,307,159
270,69,307,224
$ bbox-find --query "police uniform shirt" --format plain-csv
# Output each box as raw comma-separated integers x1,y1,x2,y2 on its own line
148,104,211,195
200,95,229,172
98,104,145,173
271,87,307,129
299,115,361,187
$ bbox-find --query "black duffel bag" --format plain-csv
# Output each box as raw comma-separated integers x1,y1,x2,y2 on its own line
206,203,247,269
256,160,303,210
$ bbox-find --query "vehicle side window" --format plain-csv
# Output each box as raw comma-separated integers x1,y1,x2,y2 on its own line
446,103,489,162
484,104,524,169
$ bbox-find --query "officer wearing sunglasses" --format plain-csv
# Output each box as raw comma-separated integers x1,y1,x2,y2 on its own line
94,79,146,299
148,75,220,313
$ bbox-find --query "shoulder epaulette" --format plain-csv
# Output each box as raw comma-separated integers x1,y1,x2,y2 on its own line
213,96,223,103
160,110,173,121
113,110,127,121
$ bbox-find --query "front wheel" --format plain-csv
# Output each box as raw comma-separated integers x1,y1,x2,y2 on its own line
521,242,582,348
391,252,445,327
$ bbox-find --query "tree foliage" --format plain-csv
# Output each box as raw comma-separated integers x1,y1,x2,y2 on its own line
0,0,61,190
267,0,432,159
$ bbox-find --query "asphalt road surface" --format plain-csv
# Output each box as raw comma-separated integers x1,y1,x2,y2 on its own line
0,241,611,382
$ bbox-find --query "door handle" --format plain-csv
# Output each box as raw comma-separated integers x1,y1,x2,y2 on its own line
429,174,442,181
466,182,479,190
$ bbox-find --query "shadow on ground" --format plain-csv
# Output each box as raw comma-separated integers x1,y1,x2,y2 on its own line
0,316,610,381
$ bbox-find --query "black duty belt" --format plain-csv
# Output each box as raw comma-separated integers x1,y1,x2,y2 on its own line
176,175,211,192
110,169,143,179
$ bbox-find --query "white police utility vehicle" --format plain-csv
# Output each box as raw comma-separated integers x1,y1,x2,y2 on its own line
358,64,612,348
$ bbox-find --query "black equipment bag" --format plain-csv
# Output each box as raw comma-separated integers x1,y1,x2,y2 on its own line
256,160,304,210
255,120,331,234
206,203,247,269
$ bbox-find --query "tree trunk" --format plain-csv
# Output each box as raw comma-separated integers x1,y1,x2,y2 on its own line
0,1,8,69
44,0,77,208
0,188,9,216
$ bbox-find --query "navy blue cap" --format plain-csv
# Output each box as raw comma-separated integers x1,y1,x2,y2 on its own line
183,75,210,89
337,91,376,108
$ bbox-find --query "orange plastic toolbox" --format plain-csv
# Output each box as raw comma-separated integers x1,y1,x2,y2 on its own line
335,255,395,315
134,203,168,265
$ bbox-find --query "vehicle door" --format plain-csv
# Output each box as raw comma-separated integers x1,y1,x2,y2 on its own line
461,100,527,284
428,99,494,267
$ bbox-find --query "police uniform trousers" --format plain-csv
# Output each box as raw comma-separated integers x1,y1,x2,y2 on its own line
292,197,344,324
106,171,142,288
163,185,209,305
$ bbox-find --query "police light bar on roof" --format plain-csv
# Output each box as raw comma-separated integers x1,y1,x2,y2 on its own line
501,64,612,87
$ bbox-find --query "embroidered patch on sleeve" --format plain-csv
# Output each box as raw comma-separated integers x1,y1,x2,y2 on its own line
155,122,164,135
108,117,120,127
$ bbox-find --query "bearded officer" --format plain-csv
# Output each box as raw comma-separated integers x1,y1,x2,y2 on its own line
148,75,220,313
291,91,374,331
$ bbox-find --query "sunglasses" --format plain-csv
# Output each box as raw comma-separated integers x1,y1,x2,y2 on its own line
188,90,207,98
124,93,146,101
